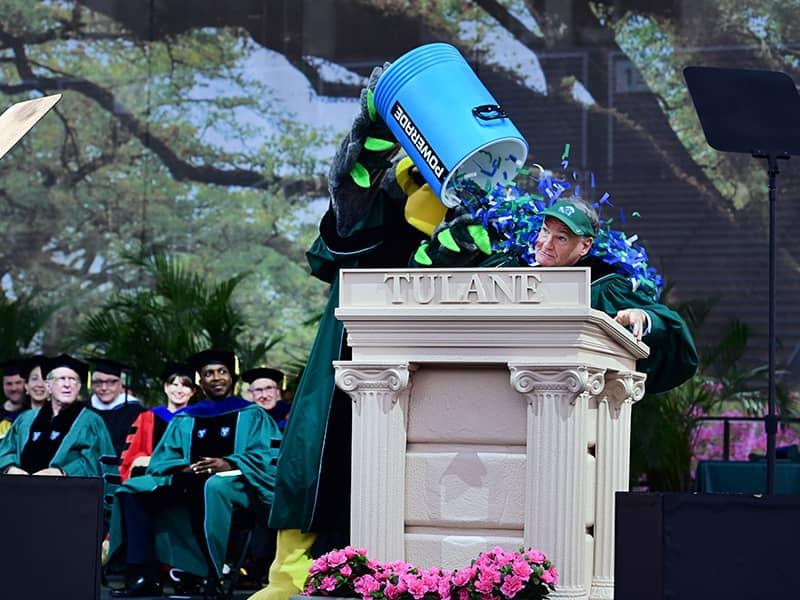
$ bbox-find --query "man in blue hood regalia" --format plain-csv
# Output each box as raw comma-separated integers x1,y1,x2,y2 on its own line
108,349,282,599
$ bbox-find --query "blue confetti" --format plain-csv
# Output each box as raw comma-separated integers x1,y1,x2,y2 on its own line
445,148,664,299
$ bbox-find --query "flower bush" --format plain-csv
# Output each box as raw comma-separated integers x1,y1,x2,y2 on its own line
303,546,557,600
305,546,373,597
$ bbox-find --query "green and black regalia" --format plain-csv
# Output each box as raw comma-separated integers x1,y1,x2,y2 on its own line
0,401,115,476
108,396,281,578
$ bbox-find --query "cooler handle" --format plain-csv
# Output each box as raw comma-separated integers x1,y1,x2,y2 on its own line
472,104,508,120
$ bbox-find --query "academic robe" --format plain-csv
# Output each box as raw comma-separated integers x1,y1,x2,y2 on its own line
0,402,115,477
268,199,426,533
108,398,281,578
479,253,699,394
91,401,145,457
118,406,185,482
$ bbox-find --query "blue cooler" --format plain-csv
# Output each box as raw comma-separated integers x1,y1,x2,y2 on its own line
374,43,529,207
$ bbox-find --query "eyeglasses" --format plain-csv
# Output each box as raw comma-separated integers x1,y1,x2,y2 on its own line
249,385,279,395
92,378,120,387
52,375,80,385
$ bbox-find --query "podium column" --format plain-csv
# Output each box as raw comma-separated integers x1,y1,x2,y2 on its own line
590,371,646,600
509,364,605,600
334,362,410,562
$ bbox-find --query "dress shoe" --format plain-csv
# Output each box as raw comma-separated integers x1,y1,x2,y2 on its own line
110,575,163,597
202,577,231,600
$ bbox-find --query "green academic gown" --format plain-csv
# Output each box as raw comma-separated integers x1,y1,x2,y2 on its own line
0,403,115,477
108,399,281,578
590,270,698,394
479,253,699,394
268,200,426,533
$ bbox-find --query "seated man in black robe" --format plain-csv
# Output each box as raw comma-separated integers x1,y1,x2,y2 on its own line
89,358,144,457
0,354,114,476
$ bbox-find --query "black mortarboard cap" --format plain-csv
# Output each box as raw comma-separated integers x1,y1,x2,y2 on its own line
20,355,48,380
160,361,196,383
89,357,128,378
44,354,89,384
186,349,237,377
241,367,285,387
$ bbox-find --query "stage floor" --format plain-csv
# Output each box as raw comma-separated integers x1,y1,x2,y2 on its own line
100,587,255,599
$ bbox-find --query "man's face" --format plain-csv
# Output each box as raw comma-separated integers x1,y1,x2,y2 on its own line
199,363,234,400
247,377,281,410
535,216,593,267
47,367,82,404
3,374,25,405
91,370,123,404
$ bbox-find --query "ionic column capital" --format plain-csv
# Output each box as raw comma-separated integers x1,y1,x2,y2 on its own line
334,362,411,413
509,364,605,404
604,371,646,413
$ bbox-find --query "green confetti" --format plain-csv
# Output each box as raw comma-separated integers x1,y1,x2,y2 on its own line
632,211,641,218
561,143,571,160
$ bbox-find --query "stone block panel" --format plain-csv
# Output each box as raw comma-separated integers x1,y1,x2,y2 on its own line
406,449,526,528
405,532,524,571
407,366,527,445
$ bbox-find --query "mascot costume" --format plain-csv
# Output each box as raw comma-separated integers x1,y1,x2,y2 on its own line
251,65,698,600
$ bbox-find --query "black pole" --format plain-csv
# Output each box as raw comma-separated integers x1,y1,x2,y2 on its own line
765,154,782,495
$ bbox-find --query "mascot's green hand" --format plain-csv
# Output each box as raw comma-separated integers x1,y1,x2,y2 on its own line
410,207,493,267
329,63,400,236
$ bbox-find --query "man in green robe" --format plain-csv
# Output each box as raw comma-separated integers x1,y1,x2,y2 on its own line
108,349,282,599
0,354,115,477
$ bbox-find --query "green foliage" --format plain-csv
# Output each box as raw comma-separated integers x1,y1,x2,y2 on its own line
0,291,52,359
631,302,794,490
74,251,281,404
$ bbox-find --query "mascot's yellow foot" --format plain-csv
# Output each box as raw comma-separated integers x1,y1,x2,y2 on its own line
248,529,316,600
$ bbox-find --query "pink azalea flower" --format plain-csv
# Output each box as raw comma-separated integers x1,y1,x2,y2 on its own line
451,569,473,587
407,576,428,599
340,564,352,578
511,558,532,579
384,582,399,600
326,550,348,568
320,576,337,592
475,573,496,595
541,567,558,585
354,574,380,596
458,589,470,600
500,575,525,598
525,549,546,563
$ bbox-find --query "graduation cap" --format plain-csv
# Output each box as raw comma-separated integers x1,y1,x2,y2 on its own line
20,355,48,380
44,354,90,385
241,367,286,390
186,349,238,379
89,357,128,379
160,361,196,384
0,358,25,378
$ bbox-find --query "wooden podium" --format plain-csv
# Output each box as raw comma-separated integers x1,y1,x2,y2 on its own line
334,268,648,600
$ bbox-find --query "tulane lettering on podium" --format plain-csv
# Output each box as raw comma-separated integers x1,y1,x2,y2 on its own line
391,101,449,182
383,272,542,304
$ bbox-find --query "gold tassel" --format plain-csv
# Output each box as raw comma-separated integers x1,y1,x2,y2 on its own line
234,355,240,376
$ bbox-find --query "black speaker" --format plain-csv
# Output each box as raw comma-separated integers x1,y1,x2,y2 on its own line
616,492,800,600
0,476,103,600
